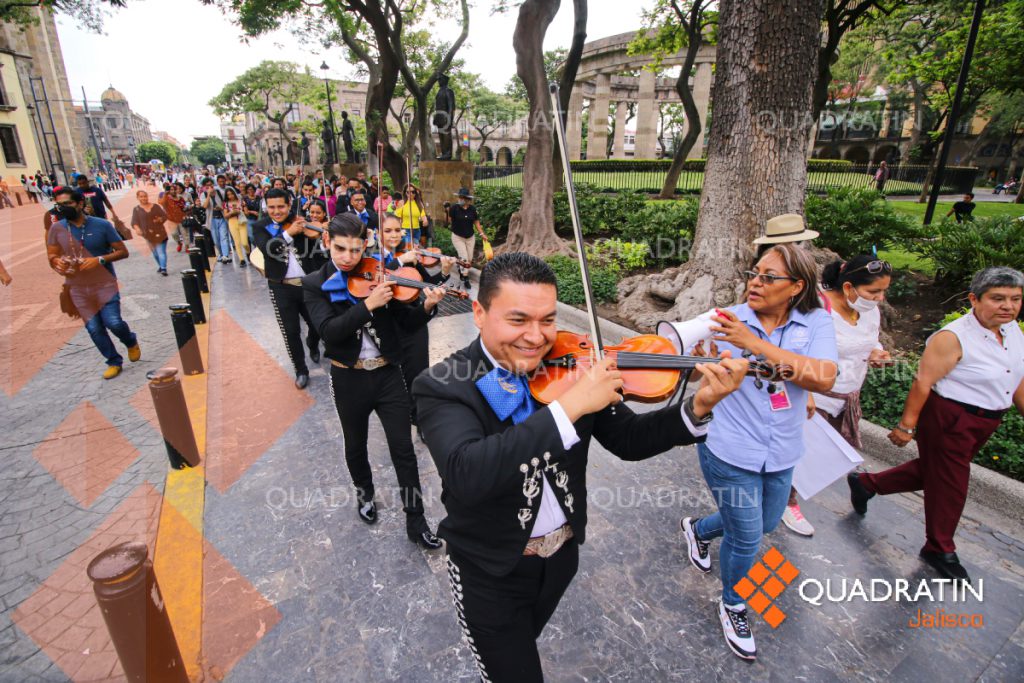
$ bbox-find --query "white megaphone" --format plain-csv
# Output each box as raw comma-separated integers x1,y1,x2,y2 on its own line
657,309,718,355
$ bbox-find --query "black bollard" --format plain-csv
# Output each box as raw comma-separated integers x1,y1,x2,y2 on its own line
87,542,189,683
180,269,206,324
169,304,204,376
187,248,209,292
146,367,201,468
194,234,213,265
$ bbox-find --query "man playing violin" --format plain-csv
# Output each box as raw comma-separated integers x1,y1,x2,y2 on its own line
250,187,324,390
411,252,748,682
302,212,446,549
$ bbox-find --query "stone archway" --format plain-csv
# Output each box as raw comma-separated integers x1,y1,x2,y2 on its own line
496,147,513,166
478,145,494,163
873,144,898,164
845,145,870,164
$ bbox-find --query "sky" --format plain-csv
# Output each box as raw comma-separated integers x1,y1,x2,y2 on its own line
56,0,640,146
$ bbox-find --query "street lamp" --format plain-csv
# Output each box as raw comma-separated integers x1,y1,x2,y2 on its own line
320,61,337,167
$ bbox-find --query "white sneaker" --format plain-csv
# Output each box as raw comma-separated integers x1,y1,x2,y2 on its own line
782,503,814,536
719,600,756,660
680,516,711,573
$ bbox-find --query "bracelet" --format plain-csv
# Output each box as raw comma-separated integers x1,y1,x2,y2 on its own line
894,424,916,436
684,394,713,426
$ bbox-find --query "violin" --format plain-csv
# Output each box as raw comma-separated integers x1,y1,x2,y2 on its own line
530,331,790,405
346,256,469,302
397,246,470,269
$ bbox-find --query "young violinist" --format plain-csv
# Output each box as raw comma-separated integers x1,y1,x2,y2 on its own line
378,214,456,431
411,252,748,682
302,212,446,549
250,188,323,390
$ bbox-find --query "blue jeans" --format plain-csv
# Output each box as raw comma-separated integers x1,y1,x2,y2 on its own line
150,239,168,270
210,217,231,257
694,443,793,605
69,284,137,366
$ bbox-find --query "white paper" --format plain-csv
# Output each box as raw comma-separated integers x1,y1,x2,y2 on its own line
792,413,864,500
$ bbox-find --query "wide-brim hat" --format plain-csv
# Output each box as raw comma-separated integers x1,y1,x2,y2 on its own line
752,213,819,245
454,187,474,199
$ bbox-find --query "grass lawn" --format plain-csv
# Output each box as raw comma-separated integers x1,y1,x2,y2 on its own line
888,200,1024,221
877,247,936,276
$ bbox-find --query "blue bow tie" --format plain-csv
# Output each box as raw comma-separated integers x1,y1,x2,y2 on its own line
265,221,282,237
357,210,368,223
322,266,357,304
476,366,535,424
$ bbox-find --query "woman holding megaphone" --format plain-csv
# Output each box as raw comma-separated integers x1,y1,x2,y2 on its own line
680,241,839,661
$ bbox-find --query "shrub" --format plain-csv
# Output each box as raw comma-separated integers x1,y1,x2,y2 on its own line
545,254,619,306
860,357,1024,481
619,199,698,267
589,238,649,272
885,270,919,302
805,186,920,258
473,186,520,240
910,215,1024,286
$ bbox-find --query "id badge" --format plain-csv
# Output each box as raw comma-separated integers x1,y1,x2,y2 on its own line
769,382,792,412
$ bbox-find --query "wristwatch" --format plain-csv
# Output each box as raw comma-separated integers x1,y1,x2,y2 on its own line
98,256,107,266
684,394,713,426
894,423,916,436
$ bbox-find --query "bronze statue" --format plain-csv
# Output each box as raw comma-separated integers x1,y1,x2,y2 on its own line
300,131,311,166
321,118,337,165
341,111,355,163
433,74,456,160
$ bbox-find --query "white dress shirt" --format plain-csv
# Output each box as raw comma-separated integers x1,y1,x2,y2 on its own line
279,229,306,279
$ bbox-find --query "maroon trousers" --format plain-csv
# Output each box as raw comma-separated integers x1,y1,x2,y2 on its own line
860,392,1001,554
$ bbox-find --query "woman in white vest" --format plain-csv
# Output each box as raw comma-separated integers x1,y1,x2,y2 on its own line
847,266,1024,583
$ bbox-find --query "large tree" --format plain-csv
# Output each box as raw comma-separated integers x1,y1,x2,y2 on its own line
136,140,177,166
190,137,227,167
1,0,125,30
208,60,320,171
619,0,825,327
630,0,715,199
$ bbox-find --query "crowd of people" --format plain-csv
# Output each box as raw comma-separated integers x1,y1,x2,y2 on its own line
31,162,1024,679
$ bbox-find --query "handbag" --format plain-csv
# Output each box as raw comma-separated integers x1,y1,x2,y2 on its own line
59,284,81,319
112,215,133,241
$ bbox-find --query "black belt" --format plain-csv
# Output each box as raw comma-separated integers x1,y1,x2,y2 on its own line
935,392,1008,420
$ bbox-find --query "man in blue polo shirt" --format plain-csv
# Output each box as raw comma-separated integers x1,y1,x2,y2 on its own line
45,187,140,379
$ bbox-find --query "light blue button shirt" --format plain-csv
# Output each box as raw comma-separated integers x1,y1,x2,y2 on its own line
705,303,838,473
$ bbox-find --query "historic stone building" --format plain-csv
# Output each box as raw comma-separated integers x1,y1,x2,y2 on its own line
75,86,153,170
220,115,248,166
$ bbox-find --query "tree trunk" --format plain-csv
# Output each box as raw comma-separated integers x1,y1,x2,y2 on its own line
619,0,824,328
551,0,588,193
503,0,570,256
1016,177,1024,203
659,19,703,199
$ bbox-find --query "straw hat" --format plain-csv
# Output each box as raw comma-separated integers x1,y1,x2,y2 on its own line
751,213,819,245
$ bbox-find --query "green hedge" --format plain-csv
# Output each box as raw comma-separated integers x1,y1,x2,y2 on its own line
545,254,620,306
805,186,920,258
910,215,1024,286
861,358,1024,481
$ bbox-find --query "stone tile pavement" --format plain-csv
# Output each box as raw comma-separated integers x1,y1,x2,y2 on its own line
2,190,1023,681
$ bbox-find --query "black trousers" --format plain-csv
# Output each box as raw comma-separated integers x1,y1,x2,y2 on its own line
329,363,425,518
399,325,430,425
446,540,579,683
267,281,320,375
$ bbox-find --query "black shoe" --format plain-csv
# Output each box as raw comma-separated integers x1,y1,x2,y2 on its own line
240,260,247,268
847,472,875,515
920,550,971,583
407,517,442,550
358,500,378,525
295,373,309,390
462,278,471,291
309,348,320,364
159,269,168,276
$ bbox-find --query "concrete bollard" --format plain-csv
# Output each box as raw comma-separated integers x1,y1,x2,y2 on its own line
169,304,204,376
86,542,189,683
187,248,208,293
180,270,206,324
146,367,200,469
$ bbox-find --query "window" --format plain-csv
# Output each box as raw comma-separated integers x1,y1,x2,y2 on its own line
228,129,236,139
0,72,10,108
0,125,25,165
231,142,239,153
107,117,118,128
286,105,301,124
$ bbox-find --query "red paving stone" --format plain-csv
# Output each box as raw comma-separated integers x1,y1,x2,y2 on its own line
201,535,283,678
11,483,163,682
32,401,141,507
205,309,313,493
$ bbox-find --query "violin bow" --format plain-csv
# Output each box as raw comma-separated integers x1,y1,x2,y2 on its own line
376,142,386,281
549,82,604,361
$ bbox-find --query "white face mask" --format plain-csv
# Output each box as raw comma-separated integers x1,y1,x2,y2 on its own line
847,286,880,313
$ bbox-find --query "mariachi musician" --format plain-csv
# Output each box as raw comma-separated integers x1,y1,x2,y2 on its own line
302,212,445,549
377,213,458,433
250,187,323,390
411,252,748,682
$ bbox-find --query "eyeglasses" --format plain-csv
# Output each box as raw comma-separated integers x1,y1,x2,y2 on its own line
743,270,800,285
844,260,892,276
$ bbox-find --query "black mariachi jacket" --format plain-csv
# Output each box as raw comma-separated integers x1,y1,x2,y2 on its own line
411,337,705,577
250,217,321,279
301,260,432,366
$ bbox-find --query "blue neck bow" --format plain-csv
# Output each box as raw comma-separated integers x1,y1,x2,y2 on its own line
476,365,535,424
265,221,282,237
322,265,357,304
